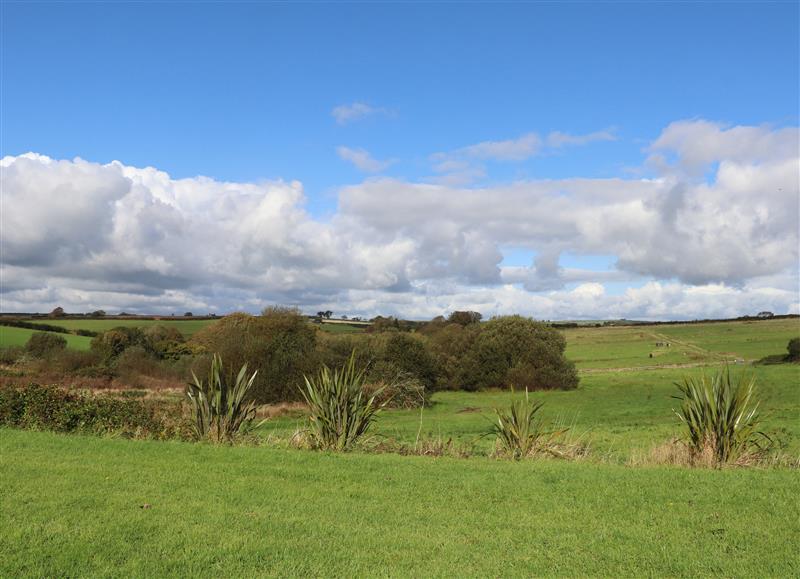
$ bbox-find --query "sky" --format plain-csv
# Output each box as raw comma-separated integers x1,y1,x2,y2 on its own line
1,1,799,320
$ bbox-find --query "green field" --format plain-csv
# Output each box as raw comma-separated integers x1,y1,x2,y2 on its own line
563,318,800,369
1,317,798,576
25,318,217,337
0,326,93,350
260,363,800,458
1,429,798,577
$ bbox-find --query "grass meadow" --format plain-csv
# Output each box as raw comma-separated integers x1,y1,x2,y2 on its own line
0,325,93,350
0,316,798,576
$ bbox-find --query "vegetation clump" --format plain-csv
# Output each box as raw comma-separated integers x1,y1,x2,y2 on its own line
25,332,67,358
0,382,188,439
190,308,316,403
300,353,387,451
186,354,262,442
491,389,570,459
673,369,771,466
787,337,800,361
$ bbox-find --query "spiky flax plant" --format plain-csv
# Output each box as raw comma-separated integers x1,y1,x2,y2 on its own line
186,354,261,442
673,368,770,465
300,352,386,451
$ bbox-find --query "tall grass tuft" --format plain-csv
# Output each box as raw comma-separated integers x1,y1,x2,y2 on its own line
673,368,770,465
186,354,261,442
300,352,386,451
491,389,568,459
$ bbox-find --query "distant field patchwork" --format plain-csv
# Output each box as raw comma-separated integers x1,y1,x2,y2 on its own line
0,326,92,350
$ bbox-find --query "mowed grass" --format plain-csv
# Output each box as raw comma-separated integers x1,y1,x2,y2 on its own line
25,318,217,337
0,326,92,350
2,429,798,578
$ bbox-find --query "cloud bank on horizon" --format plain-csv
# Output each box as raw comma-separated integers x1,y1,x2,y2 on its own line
2,119,798,320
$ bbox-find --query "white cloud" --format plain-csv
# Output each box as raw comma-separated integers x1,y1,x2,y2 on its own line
331,102,389,125
1,119,797,319
431,128,617,184
546,129,617,148
336,146,395,173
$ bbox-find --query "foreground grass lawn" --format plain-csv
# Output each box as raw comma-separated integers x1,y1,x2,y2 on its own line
1,429,798,577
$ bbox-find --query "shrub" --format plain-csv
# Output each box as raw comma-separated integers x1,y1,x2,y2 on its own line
363,373,427,409
186,354,261,442
91,326,152,362
461,316,579,391
0,383,188,438
491,389,567,459
300,353,386,451
447,310,482,326
787,337,800,361
0,346,24,365
190,308,316,403
425,323,481,390
379,333,438,393
673,369,771,465
25,332,67,358
115,346,162,384
49,349,102,374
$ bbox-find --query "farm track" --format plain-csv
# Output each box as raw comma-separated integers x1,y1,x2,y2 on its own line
578,360,743,374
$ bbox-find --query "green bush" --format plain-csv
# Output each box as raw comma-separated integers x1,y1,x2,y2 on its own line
186,354,261,442
190,308,317,403
25,332,67,358
424,323,481,390
380,333,438,393
673,369,771,465
460,316,579,391
300,353,386,451
0,383,187,438
90,326,153,362
787,338,800,361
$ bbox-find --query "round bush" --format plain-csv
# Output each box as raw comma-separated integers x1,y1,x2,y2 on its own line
25,332,67,358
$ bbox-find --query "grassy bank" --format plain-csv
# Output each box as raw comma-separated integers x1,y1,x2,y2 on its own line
1,429,798,577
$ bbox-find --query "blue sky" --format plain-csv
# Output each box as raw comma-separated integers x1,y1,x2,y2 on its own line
2,2,799,319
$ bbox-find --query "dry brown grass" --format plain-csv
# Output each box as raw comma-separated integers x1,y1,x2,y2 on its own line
627,438,799,469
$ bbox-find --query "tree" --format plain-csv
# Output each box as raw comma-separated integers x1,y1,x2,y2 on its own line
90,310,106,318
324,310,333,319
189,307,317,403
447,311,482,326
48,306,65,318
459,316,578,391
184,312,194,317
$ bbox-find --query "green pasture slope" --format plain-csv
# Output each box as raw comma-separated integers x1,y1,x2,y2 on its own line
562,317,800,369
0,326,92,350
26,318,217,337
1,316,798,576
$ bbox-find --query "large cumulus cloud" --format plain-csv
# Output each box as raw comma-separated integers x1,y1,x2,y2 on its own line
1,119,798,319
